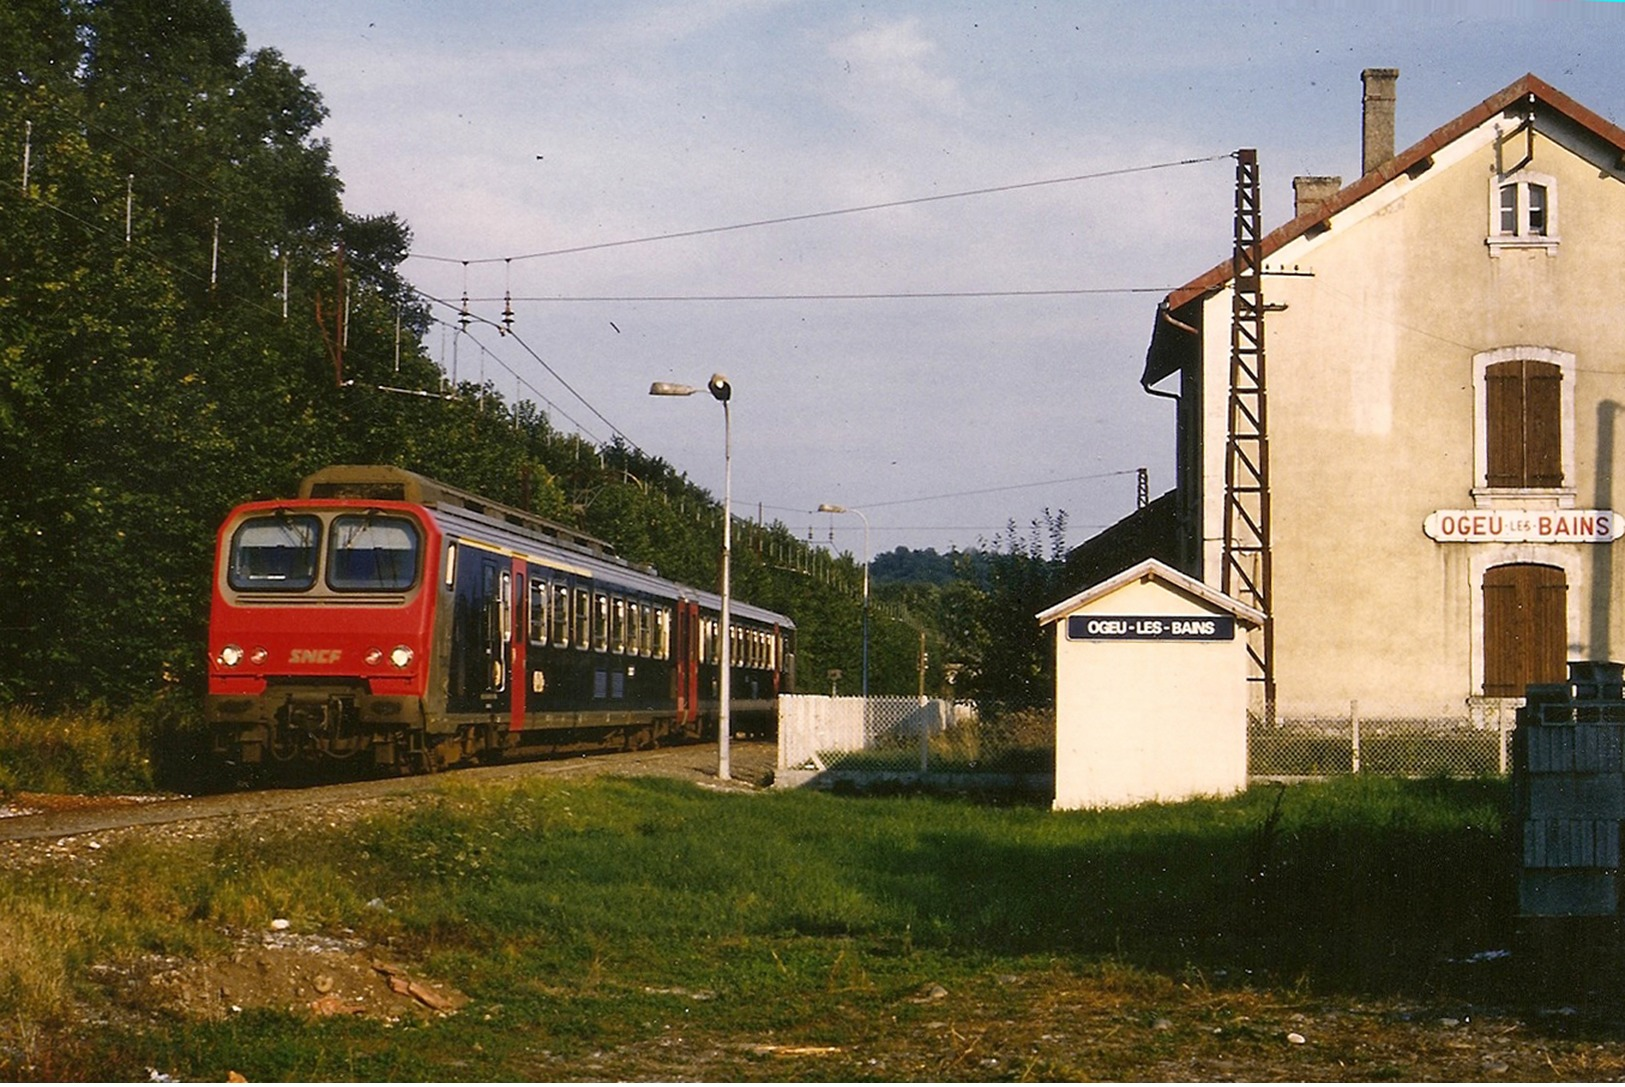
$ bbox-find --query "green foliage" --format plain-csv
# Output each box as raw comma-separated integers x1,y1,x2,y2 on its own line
0,704,156,795
0,0,1057,718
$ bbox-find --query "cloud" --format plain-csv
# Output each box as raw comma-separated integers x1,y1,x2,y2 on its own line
823,17,962,118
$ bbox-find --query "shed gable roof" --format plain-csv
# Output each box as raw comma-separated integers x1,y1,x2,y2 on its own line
1142,73,1625,386
1036,558,1265,628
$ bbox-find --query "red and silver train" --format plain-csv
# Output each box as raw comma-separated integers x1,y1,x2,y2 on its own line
207,465,795,776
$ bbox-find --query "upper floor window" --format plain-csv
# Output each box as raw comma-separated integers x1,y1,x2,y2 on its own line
1485,360,1561,488
1488,171,1558,254
1472,346,1575,503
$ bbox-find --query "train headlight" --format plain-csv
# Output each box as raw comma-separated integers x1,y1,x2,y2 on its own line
217,644,244,667
249,646,269,665
389,645,415,669
365,647,385,667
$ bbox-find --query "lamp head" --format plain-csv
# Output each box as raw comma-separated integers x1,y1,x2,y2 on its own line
707,373,732,402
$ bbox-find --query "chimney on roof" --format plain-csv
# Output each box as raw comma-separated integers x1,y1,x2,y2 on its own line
1293,175,1342,219
1362,67,1399,174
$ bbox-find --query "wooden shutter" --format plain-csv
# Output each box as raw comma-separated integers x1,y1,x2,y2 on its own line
1532,566,1567,686
1485,360,1563,488
1524,362,1563,486
1485,361,1526,487
1483,569,1522,697
1483,564,1567,697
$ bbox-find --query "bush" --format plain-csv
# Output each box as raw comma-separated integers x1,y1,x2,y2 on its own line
0,704,156,795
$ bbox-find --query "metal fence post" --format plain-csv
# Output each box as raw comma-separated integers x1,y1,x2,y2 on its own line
1350,700,1361,774
919,701,931,774
1499,709,1510,775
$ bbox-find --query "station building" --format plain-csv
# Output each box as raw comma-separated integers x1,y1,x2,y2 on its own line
1091,70,1625,724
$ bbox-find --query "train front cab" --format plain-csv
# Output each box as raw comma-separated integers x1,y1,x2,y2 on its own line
206,500,439,774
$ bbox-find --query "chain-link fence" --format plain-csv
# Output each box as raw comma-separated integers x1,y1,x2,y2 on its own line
778,695,1515,791
776,695,1053,786
1249,704,1514,778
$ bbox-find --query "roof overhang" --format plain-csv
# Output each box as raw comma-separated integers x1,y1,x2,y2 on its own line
1037,558,1265,628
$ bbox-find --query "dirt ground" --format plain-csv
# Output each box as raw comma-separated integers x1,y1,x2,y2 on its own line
7,743,1625,1080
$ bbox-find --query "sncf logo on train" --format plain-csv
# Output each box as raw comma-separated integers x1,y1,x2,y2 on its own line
289,649,343,664
1066,615,1235,642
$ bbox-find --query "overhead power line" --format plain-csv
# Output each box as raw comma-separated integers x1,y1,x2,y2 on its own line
837,469,1139,511
461,286,1174,303
407,153,1234,266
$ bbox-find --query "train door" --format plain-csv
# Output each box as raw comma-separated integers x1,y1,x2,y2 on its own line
510,564,528,731
673,599,700,725
450,546,511,715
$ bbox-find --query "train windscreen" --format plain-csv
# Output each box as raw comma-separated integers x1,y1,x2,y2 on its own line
228,514,321,591
327,514,422,592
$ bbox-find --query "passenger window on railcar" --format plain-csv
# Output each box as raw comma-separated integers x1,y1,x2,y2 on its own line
654,607,670,660
228,514,322,591
626,600,641,657
611,597,626,654
551,582,571,646
529,577,548,644
574,587,591,649
593,593,609,652
327,515,421,592
637,603,651,657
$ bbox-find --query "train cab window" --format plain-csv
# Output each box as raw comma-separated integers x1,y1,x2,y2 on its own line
327,515,421,592
551,582,571,646
593,593,610,652
574,587,591,649
228,514,321,591
529,577,548,644
611,597,627,654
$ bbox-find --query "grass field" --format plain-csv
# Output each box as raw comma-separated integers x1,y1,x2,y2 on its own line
0,768,1530,1080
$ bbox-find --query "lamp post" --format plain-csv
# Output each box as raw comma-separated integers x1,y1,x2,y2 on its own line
649,374,733,780
818,502,869,699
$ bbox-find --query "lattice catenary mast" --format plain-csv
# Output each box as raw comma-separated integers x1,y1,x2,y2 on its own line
1220,148,1275,712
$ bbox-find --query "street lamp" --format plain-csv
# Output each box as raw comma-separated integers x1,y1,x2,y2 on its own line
649,373,733,780
818,502,870,699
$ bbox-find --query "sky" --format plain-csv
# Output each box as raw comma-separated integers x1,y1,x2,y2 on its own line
227,0,1625,559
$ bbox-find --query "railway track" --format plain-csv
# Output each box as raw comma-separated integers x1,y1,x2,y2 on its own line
0,740,777,845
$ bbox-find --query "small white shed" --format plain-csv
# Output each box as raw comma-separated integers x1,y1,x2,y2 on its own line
1037,559,1265,811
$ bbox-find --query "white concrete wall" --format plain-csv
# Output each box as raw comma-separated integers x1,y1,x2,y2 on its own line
777,694,949,770
777,694,868,769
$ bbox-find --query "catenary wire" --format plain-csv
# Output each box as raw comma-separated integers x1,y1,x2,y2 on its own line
407,153,1234,265
461,287,1175,302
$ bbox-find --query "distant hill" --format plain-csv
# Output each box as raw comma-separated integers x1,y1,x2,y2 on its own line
870,546,971,587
